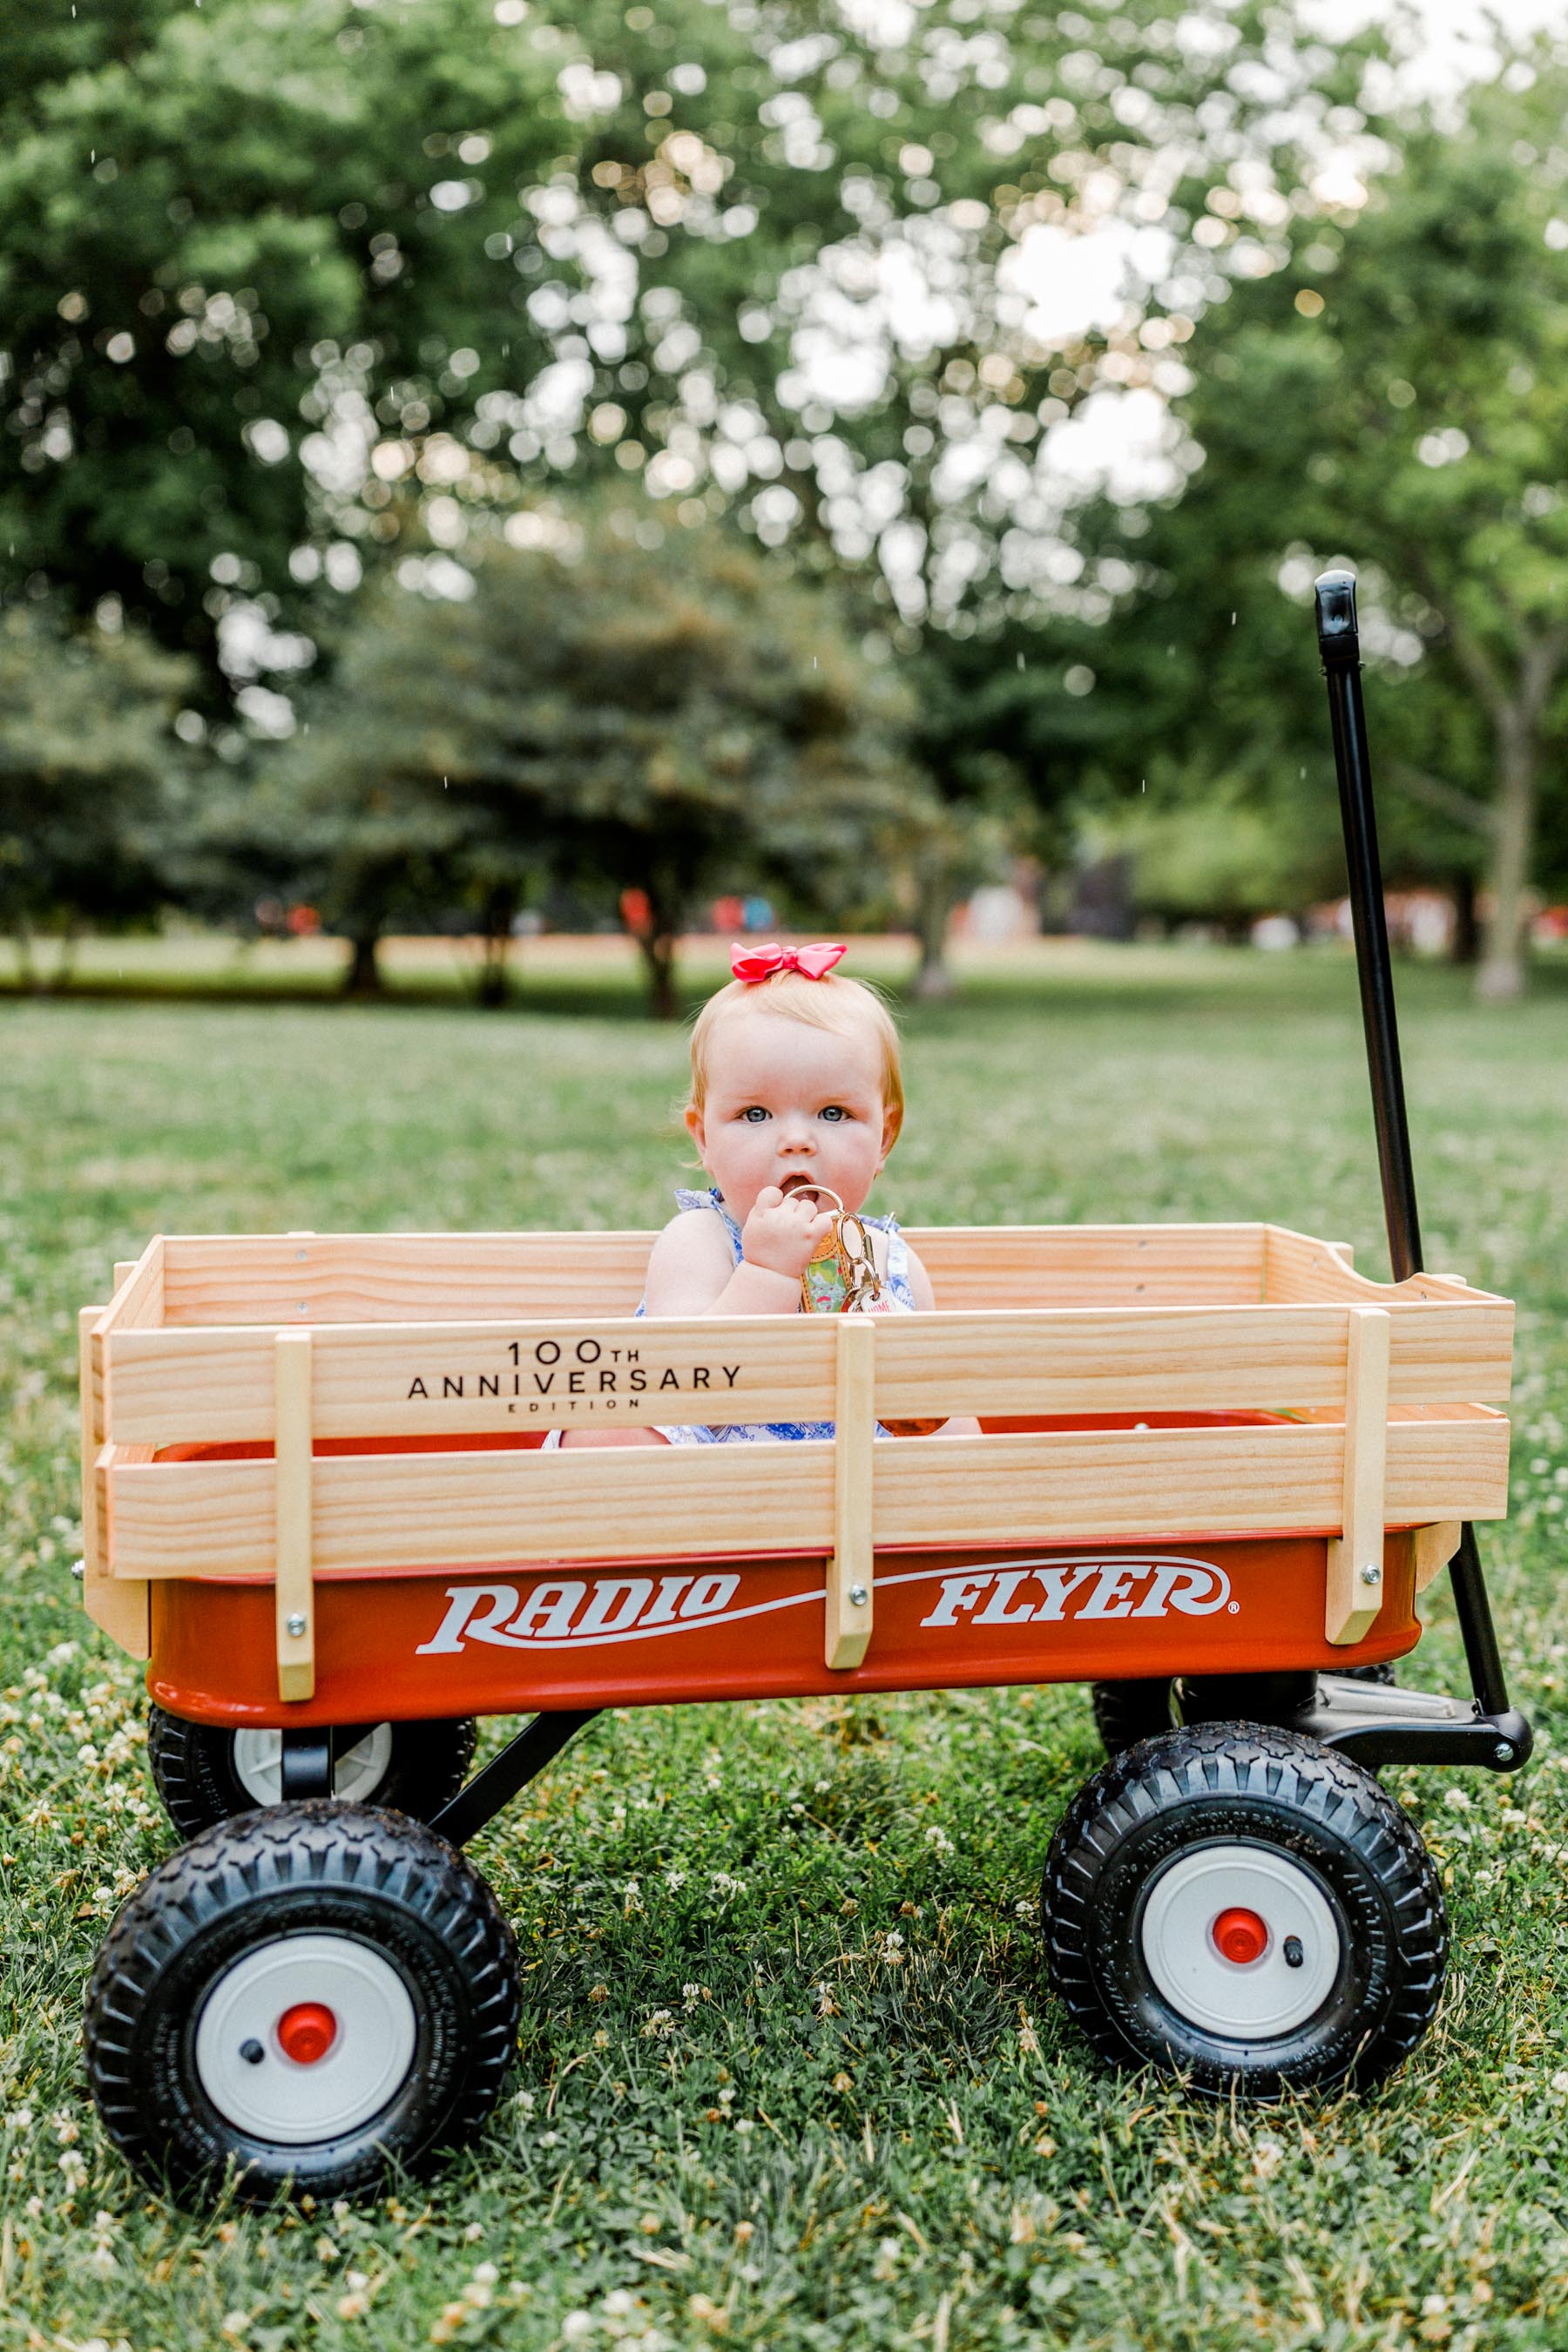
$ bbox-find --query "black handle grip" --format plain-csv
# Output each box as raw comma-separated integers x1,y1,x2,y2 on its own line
1315,568,1360,667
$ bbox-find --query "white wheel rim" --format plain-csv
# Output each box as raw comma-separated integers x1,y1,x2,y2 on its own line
1139,1842,1342,2040
193,1933,418,2144
231,1723,395,1808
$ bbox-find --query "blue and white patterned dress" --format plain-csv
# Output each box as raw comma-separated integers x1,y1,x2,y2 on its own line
652,1186,917,1444
543,1186,918,1448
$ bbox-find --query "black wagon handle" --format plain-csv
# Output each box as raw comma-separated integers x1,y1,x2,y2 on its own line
1314,569,1422,1283
1313,568,1521,1740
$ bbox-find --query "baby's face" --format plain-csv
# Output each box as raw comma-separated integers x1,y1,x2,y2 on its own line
686,1009,894,1227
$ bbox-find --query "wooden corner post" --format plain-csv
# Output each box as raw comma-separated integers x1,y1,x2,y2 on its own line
1325,1305,1390,1646
826,1316,875,1671
274,1329,316,1701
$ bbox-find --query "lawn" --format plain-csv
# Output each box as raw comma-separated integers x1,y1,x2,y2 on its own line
2,946,1565,2352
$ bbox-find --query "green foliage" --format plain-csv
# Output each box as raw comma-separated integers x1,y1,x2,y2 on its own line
0,0,568,662
1115,42,1568,991
280,510,923,1010
0,602,193,973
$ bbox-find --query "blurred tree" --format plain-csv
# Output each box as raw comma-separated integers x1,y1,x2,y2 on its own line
0,0,569,682
280,508,922,1013
545,0,1389,980
1113,43,1568,997
0,604,193,983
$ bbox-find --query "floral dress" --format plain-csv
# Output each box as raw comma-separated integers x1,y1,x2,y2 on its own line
542,1186,918,1448
654,1186,917,1444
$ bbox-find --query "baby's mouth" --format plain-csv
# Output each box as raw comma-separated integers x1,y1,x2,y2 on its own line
779,1173,817,1195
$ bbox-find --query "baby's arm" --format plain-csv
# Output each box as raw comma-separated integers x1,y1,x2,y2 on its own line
902,1243,983,1437
643,1189,834,1317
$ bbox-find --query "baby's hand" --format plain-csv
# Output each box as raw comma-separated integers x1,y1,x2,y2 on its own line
741,1186,835,1281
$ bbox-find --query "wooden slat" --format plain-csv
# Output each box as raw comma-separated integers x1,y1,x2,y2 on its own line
1325,1308,1390,1646
907,1224,1267,1307
826,1317,875,1670
105,1412,1511,1584
103,1295,1513,1449
152,1224,1273,1325
1264,1225,1508,1310
160,1232,656,1325
79,1246,165,1659
1412,1520,1463,1594
274,1332,315,1701
95,1237,166,1338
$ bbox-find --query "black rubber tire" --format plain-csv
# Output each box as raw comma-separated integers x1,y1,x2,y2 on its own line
1043,1722,1447,2097
147,1707,477,1839
1090,1679,1179,1756
85,1802,519,2203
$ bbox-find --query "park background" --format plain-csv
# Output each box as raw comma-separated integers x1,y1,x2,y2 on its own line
3,1,1568,2347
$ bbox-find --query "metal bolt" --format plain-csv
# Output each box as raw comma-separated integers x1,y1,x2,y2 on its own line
1359,1564,1382,1586
1493,1741,1513,1765
286,1612,307,1638
848,1584,868,1609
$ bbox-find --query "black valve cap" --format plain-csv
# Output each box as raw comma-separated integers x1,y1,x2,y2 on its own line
1282,1936,1305,1970
240,2038,266,2065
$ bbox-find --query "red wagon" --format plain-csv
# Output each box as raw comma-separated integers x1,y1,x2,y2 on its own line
78,575,1530,2200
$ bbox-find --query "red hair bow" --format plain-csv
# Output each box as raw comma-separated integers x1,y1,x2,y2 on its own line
730,940,847,983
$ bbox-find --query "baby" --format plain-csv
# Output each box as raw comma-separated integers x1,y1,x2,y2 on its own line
561,941,977,1446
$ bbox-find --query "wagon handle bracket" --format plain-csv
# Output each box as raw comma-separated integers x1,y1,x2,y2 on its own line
1315,570,1517,1725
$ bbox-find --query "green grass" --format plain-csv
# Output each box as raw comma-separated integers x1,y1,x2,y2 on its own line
2,948,1566,2350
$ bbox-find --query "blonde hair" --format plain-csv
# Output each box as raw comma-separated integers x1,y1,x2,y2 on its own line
688,968,905,1146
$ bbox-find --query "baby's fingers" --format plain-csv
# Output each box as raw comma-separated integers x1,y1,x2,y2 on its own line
754,1185,785,1212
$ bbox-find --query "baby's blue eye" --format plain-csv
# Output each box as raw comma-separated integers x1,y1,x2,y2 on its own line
740,1106,770,1123
820,1105,848,1123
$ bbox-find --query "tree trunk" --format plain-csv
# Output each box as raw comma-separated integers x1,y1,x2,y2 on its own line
911,864,956,1001
41,918,82,993
635,927,679,1020
1448,868,1478,965
476,888,517,1010
10,921,36,992
1476,713,1537,1001
342,930,383,997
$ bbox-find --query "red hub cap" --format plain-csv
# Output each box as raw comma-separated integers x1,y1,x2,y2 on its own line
276,2000,338,2065
1211,1907,1269,1965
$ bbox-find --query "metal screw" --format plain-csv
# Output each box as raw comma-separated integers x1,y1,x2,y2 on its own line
286,1612,307,1638
848,1584,868,1609
1493,1741,1513,1765
1359,1564,1382,1586
240,2039,265,2066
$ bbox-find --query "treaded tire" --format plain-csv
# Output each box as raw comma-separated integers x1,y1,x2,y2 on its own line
148,1708,477,1839
1043,1722,1446,2096
1090,1679,1178,1756
84,1802,518,2203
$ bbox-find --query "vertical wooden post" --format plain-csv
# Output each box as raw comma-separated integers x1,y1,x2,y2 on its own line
825,1316,875,1671
78,1308,151,1659
1325,1305,1390,1646
274,1329,316,1701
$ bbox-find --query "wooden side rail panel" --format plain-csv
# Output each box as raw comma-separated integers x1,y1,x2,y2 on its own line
152,1225,1274,1325
104,1413,1511,1584
103,1299,1514,1448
